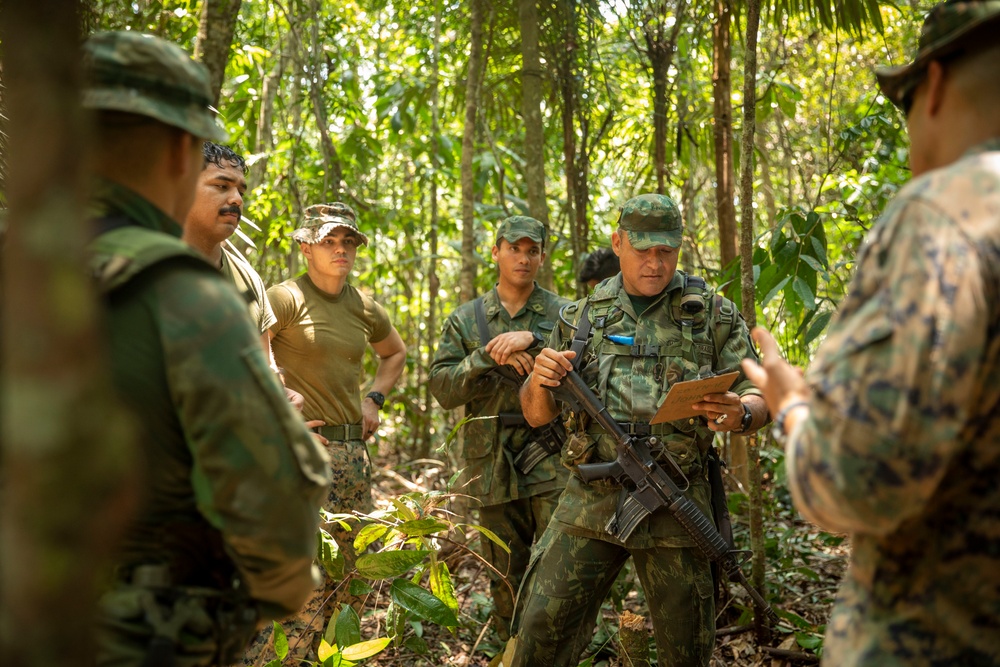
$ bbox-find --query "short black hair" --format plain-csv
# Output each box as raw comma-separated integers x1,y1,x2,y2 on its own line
203,142,247,175
578,247,620,284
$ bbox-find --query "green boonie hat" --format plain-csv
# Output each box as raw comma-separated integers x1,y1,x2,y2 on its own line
496,215,546,247
82,31,228,142
616,194,683,249
292,203,370,246
876,0,1000,110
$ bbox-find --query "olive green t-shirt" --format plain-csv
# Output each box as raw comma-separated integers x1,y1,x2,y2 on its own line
220,244,277,335
268,274,392,425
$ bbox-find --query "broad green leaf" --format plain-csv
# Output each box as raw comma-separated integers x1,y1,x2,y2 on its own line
318,639,339,662
349,578,373,596
430,560,459,615
341,637,392,661
800,254,825,273
353,523,390,553
318,529,345,580
324,607,340,646
792,276,817,311
386,601,408,643
273,621,288,661
397,518,449,536
810,235,829,268
355,550,429,579
762,276,791,306
390,578,459,627
796,632,824,649
335,604,361,648
391,497,418,522
470,524,511,554
804,311,833,345
403,634,429,654
263,661,282,667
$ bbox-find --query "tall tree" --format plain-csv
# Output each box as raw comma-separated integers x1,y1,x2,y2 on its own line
518,0,552,289
712,0,738,271
460,0,487,302
193,0,243,105
630,0,688,195
0,1,136,664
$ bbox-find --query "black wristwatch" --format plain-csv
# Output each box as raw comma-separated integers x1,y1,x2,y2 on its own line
734,402,753,434
529,331,546,350
365,391,386,409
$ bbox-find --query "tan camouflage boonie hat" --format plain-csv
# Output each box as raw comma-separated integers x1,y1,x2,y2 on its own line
616,194,683,249
496,215,546,248
82,31,228,142
292,203,370,246
876,0,1000,111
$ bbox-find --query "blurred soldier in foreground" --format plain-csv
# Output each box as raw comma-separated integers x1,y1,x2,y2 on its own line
429,216,570,639
743,2,1000,665
577,247,620,291
83,31,329,666
508,194,767,667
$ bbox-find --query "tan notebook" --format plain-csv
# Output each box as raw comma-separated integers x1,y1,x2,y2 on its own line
649,371,740,424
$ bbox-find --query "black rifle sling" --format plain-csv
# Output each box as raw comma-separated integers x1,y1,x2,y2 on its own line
474,296,491,345
569,302,592,371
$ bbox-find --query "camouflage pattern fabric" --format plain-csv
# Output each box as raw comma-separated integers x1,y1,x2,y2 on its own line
495,216,546,246
88,179,330,666
429,283,570,637
242,438,373,665
787,138,1000,666
82,31,227,141
508,271,760,667
292,202,370,246
615,192,683,249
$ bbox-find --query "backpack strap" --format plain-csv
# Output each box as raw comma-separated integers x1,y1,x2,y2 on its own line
568,302,592,371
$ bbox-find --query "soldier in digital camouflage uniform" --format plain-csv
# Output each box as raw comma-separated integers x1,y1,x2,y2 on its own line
743,2,1000,665
83,32,331,667
429,216,570,640
245,204,407,664
507,195,768,667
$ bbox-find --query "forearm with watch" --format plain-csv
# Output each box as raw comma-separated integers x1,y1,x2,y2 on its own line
733,395,769,434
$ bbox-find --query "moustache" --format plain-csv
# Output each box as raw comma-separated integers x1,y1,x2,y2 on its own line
219,206,242,218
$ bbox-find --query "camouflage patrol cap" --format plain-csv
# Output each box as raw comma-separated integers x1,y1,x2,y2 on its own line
495,215,546,248
616,194,683,249
82,31,228,142
876,0,1000,111
292,203,370,246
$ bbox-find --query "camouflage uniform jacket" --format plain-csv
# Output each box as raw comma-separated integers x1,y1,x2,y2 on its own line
789,138,1000,666
89,179,330,623
429,283,570,506
547,271,760,550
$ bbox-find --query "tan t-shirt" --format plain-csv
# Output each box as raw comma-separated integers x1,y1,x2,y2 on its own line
220,244,277,335
268,274,392,425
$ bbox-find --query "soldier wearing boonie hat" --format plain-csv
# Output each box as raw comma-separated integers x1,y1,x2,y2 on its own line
509,193,766,667
265,201,406,662
292,202,370,245
736,2,1000,666
429,214,569,641
85,32,329,667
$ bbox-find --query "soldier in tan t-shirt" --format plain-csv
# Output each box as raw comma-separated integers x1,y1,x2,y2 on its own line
254,202,406,664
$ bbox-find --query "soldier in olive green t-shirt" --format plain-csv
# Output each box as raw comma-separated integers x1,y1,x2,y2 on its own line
256,202,406,664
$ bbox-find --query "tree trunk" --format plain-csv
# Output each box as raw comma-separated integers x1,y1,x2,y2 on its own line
252,29,296,187
617,610,651,667
308,0,345,199
460,0,486,302
193,0,243,106
518,0,552,290
712,0,738,272
0,2,137,664
737,0,771,641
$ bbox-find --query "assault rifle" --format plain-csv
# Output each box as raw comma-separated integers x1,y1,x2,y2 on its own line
553,369,779,624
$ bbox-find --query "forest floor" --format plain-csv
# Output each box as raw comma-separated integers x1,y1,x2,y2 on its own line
353,451,847,667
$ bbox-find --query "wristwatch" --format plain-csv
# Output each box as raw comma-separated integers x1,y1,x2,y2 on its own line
733,402,753,433
529,331,546,350
365,391,386,409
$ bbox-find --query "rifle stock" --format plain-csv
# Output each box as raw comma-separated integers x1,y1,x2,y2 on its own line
556,369,779,625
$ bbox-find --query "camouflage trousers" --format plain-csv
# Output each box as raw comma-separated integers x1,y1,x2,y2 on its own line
241,439,373,666
477,488,563,641
507,527,715,667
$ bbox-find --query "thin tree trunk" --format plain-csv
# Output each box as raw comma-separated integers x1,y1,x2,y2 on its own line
420,0,443,459
554,0,582,296
737,0,771,641
307,0,344,199
0,2,137,664
252,29,296,187
193,0,243,106
518,0,552,290
460,0,486,302
712,0,738,272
